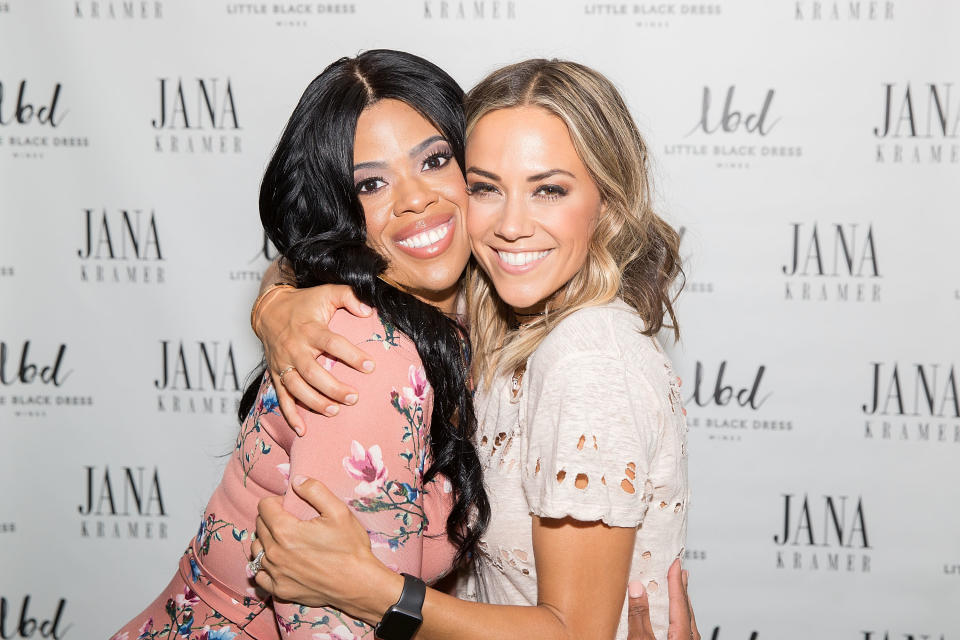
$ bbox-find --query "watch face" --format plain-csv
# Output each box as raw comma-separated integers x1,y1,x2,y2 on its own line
379,610,422,640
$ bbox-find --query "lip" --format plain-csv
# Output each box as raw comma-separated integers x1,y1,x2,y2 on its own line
392,215,457,259
490,247,553,275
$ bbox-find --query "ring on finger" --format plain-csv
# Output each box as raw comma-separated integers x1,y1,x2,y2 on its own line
278,366,296,386
248,549,265,575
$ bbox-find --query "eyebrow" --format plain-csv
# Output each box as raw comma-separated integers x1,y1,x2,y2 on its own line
353,135,447,172
466,167,576,182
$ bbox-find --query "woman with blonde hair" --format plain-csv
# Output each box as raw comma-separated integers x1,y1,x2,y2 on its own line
248,58,695,640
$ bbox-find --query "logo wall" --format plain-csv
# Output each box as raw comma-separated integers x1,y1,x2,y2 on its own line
78,465,168,539
155,340,243,415
782,222,881,302
0,80,89,159
152,77,241,154
774,493,871,572
666,86,802,169
0,342,91,418
78,209,165,285
863,362,959,444
874,83,960,165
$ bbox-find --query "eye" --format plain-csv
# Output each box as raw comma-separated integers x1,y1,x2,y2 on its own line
422,150,452,171
467,182,499,197
355,177,387,194
534,184,567,200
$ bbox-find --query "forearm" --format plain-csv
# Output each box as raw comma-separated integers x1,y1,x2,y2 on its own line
258,256,294,296
346,564,573,640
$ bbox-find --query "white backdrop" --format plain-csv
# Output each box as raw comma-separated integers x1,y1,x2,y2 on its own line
1,1,958,638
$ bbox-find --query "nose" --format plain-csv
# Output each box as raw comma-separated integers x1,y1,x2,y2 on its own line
394,174,438,216
494,195,535,241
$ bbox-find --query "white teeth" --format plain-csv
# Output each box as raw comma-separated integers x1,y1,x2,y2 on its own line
496,250,551,267
397,222,450,249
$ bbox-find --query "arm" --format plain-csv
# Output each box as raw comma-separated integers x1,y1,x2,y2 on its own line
252,257,376,433
253,480,697,640
260,323,433,637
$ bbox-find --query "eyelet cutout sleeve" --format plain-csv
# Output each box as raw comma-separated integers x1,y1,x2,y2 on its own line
520,352,665,528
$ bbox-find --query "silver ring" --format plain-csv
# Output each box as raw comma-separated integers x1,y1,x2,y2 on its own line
248,549,265,575
277,366,296,386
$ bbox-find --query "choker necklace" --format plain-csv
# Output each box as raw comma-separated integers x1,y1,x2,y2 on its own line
514,310,546,318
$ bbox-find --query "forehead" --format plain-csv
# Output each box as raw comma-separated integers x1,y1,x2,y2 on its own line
467,106,580,170
354,99,441,163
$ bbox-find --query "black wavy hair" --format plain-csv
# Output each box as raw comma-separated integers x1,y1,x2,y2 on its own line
238,49,488,563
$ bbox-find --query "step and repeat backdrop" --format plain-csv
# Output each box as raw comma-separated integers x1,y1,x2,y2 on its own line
1,0,958,638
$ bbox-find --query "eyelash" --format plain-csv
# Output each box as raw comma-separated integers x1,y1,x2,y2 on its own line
422,149,453,171
355,177,386,194
354,147,453,194
534,184,567,201
467,183,568,201
466,182,498,197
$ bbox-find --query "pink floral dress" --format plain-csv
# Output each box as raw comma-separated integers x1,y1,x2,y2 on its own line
110,311,457,640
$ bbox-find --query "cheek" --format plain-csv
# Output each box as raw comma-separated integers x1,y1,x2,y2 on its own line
554,201,599,258
465,201,490,244
434,171,468,212
362,202,393,249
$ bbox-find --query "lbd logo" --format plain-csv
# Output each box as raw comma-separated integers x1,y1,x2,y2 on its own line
0,80,90,158
665,86,802,169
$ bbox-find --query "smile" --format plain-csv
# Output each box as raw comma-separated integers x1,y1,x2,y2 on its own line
494,249,552,273
393,216,457,259
396,220,451,248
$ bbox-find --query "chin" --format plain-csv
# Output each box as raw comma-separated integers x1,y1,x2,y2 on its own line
496,288,549,312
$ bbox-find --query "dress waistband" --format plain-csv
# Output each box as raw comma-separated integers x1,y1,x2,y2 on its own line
178,546,279,639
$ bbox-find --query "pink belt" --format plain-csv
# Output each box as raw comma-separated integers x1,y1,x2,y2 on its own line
177,546,280,639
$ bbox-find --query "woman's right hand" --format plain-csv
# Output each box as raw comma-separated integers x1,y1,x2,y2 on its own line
253,283,375,435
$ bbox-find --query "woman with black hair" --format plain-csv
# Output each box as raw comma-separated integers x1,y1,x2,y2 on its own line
109,49,489,640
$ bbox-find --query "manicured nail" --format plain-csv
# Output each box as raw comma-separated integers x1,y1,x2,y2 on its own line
362,360,375,372
628,581,644,598
359,303,372,315
294,425,305,437
345,393,358,405
293,475,307,486
326,405,340,416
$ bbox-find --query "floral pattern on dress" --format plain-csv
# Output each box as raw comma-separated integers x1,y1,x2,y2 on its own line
274,606,373,639
109,584,240,640
345,364,432,551
236,380,281,487
366,320,401,350
195,513,249,560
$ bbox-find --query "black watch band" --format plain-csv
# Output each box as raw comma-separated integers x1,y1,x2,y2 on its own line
374,573,426,640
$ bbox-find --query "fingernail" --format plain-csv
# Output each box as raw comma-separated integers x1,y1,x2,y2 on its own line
345,393,358,405
628,581,644,598
362,360,375,372
326,405,340,416
293,475,307,486
294,426,305,437
359,303,372,315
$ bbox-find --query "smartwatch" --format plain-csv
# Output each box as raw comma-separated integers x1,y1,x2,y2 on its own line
374,573,426,640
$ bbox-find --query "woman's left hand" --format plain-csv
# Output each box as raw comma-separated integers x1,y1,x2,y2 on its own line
251,476,390,612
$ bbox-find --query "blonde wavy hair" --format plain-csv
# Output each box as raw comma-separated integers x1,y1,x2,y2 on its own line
464,59,683,387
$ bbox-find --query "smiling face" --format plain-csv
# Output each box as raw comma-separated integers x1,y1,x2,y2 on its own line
465,105,603,314
353,99,470,312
